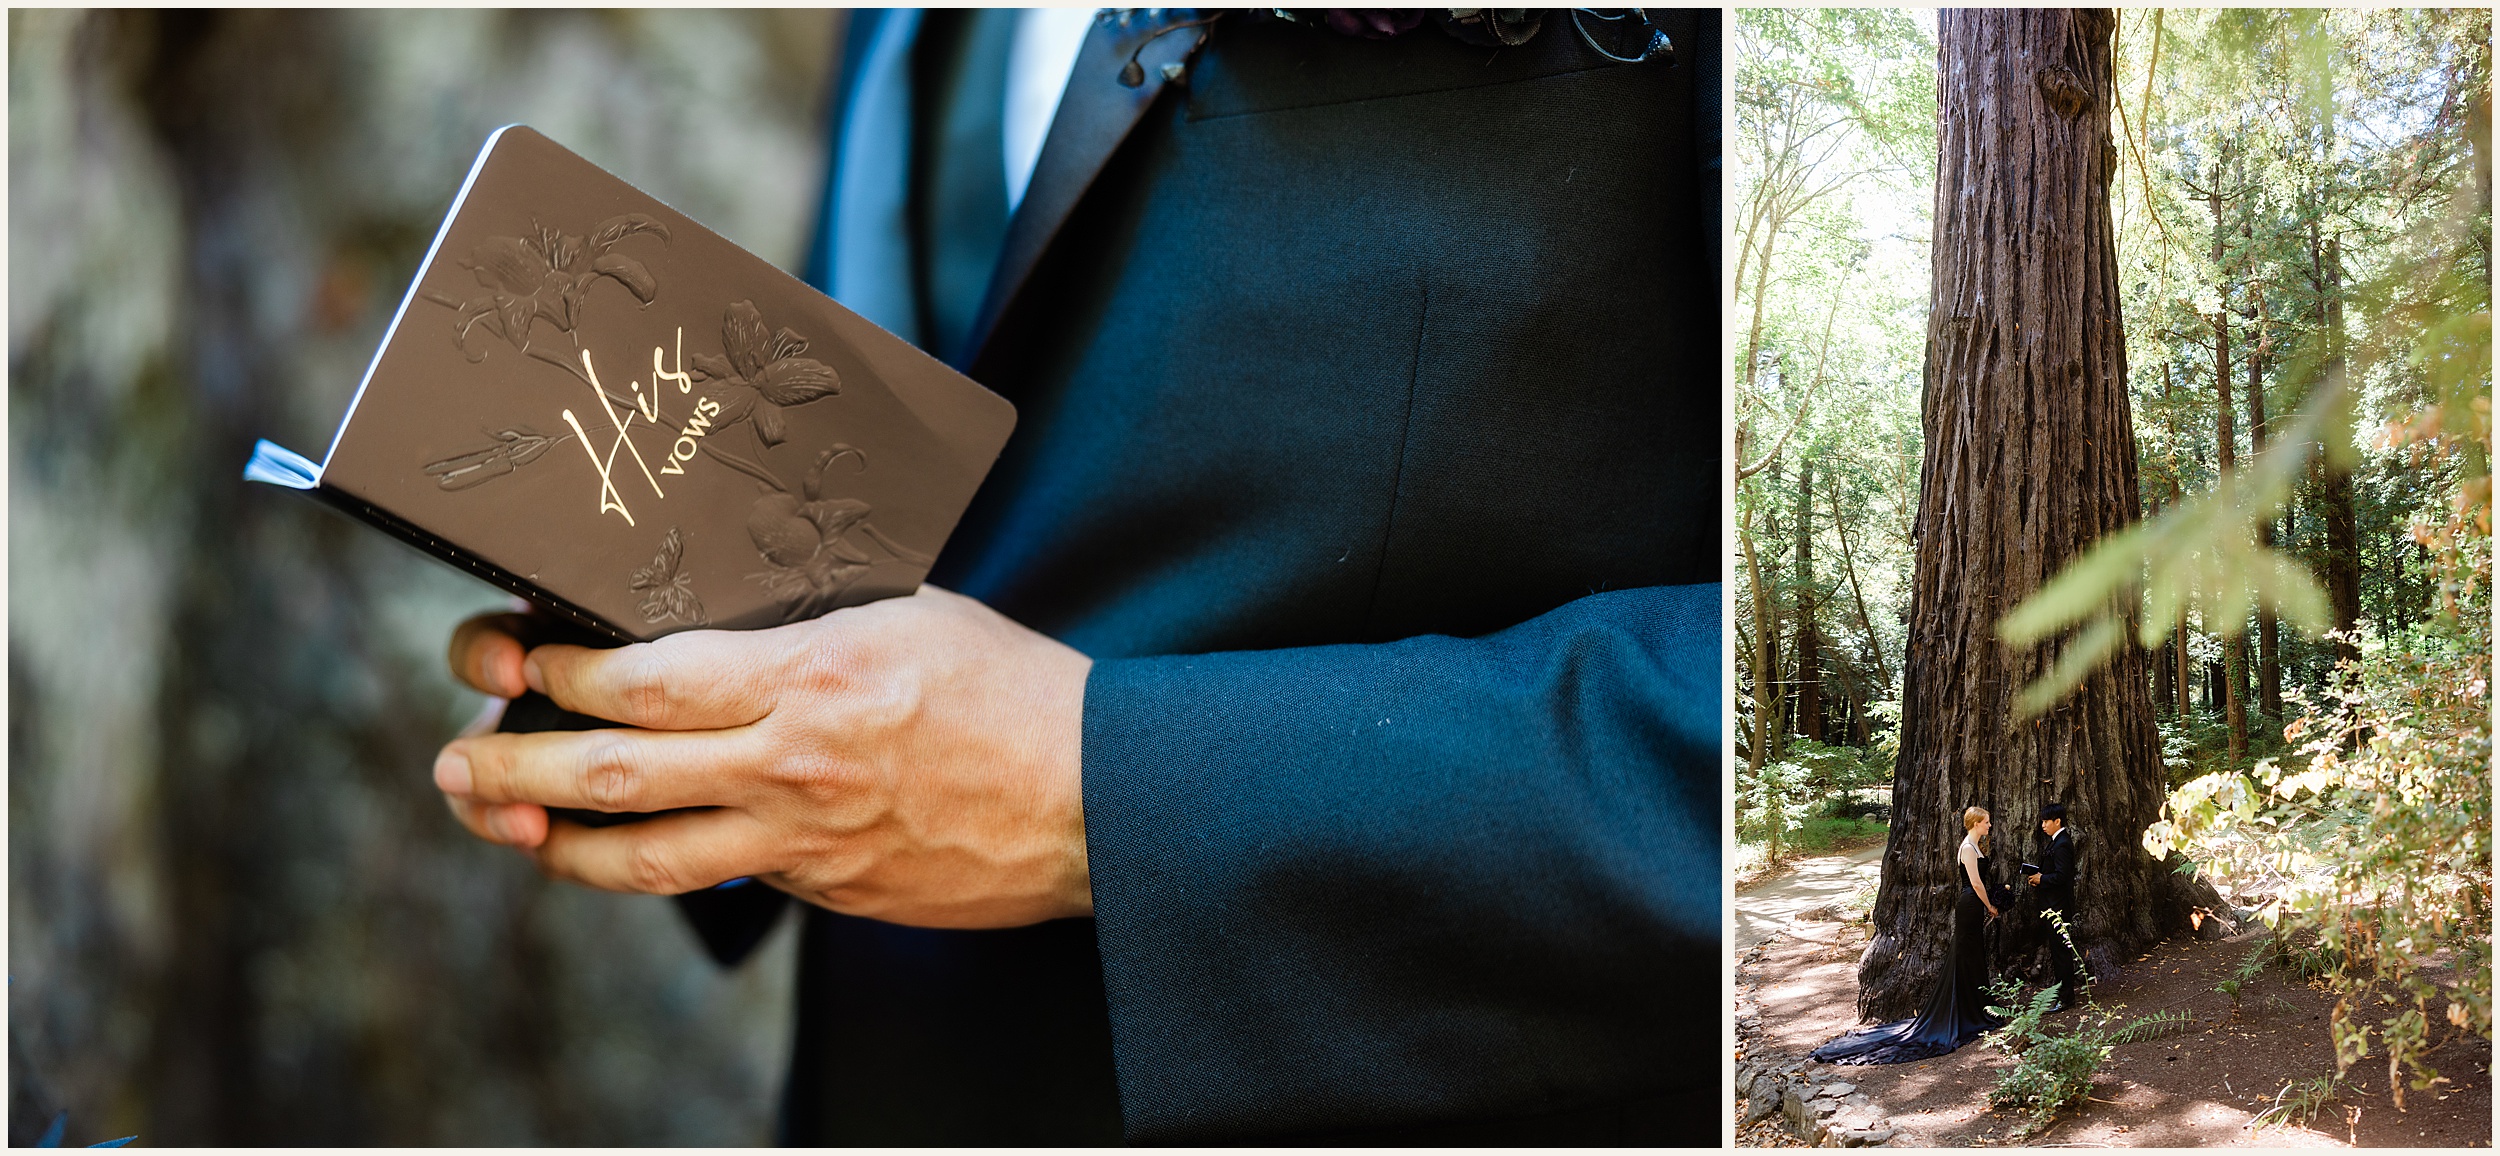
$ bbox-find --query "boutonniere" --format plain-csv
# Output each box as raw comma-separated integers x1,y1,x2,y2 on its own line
1111,7,1671,90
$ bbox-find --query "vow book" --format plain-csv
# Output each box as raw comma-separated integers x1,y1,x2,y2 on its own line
246,126,1016,644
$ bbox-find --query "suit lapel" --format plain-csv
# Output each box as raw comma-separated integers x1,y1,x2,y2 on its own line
961,8,1209,371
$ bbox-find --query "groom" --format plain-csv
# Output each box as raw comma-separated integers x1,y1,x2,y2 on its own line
2026,803,2080,1011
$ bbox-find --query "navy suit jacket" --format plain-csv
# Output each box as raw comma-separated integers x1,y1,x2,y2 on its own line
2036,828,2077,911
678,10,1722,1143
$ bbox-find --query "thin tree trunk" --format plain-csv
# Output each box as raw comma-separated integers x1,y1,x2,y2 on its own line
2319,235,2361,671
1795,455,1824,742
1748,491,1786,864
1828,483,1895,696
1742,481,1781,779
2165,362,2191,717
2208,170,2249,765
1863,9,2196,1019
2248,280,2281,722
1742,225,1779,399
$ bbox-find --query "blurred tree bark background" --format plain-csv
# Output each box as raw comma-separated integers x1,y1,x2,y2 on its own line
9,10,840,1144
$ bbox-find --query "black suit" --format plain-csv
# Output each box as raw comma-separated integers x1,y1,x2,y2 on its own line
2036,827,2079,999
683,10,1719,1143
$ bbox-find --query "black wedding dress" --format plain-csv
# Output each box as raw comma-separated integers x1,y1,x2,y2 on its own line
1810,848,2004,1065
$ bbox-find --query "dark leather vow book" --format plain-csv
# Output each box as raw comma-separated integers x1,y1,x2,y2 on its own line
247,124,1016,646
245,127,1016,828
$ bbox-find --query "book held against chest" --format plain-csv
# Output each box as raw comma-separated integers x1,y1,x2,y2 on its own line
246,124,1016,647
248,127,1015,831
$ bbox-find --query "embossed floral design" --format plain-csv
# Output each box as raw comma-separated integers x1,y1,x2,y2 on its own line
747,447,877,623
689,301,841,447
423,426,562,490
435,214,669,360
629,526,706,626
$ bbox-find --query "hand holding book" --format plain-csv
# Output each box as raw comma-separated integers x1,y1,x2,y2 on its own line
245,128,1082,920
436,586,1098,928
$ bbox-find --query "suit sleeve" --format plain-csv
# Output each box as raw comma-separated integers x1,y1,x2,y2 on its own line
1077,583,1719,1141
2041,837,2075,888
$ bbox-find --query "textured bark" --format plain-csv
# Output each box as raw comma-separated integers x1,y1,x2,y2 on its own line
1860,9,2193,1020
1794,455,1825,742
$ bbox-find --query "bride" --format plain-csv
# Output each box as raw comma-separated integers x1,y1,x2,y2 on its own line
1810,805,2005,1065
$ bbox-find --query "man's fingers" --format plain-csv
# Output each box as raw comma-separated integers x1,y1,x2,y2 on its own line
443,793,550,848
448,612,534,697
523,628,796,731
533,807,780,895
440,727,771,813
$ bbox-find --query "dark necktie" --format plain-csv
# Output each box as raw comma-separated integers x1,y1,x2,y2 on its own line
910,8,1017,368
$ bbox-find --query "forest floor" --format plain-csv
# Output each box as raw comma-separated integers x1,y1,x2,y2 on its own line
1736,842,1885,954
1735,851,2491,1148
1735,827,1889,890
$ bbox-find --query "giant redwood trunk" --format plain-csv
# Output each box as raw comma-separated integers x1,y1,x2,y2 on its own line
1858,9,2193,1019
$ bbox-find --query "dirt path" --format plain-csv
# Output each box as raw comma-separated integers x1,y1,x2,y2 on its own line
1736,907,2491,1148
1735,842,1884,954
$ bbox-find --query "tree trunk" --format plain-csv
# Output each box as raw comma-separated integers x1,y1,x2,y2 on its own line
1794,455,1825,742
2248,286,2281,722
2318,235,2361,670
2164,362,2191,718
1829,483,1895,697
2154,633,2175,715
1863,9,2195,1019
1741,507,1776,777
2208,171,2249,765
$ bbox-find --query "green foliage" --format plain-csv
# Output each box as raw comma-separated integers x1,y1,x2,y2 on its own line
2218,937,2277,1009
1984,981,2060,1055
1985,980,2197,1137
1737,738,1893,859
2043,907,2094,1004
2252,1074,2346,1130
1786,816,1888,856
2159,707,2299,785
1984,987,2109,1137
1864,697,1905,763
2108,1009,2196,1046
1733,10,1931,761
1984,909,2194,1137
2145,611,2493,1106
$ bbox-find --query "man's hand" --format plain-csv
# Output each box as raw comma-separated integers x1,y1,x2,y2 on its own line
433,587,1095,930
2027,873,2042,886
